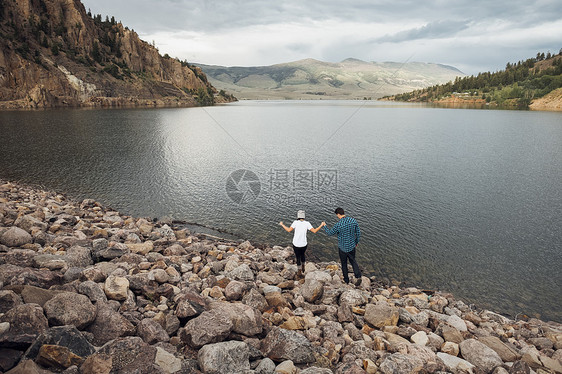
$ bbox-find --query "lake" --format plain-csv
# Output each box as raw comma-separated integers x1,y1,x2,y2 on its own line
1,101,561,322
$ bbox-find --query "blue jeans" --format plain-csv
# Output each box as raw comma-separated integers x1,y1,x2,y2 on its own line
339,248,361,283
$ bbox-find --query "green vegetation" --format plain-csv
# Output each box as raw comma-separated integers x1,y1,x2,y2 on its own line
391,50,562,108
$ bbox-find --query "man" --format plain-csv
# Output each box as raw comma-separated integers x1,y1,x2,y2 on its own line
323,207,362,285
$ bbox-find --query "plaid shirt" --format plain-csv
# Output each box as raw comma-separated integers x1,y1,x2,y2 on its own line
324,216,361,252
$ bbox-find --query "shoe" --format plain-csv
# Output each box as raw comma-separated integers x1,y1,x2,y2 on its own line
297,269,303,278
355,278,362,287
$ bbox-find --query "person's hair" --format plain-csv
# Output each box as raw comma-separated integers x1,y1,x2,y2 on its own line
334,207,345,215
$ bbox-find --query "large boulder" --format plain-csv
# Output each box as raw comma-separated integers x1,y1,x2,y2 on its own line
97,337,163,374
479,335,521,362
0,226,32,247
0,290,22,313
211,302,263,336
137,318,170,344
86,305,136,346
24,325,95,361
43,292,97,330
104,276,129,301
260,327,315,364
364,302,400,328
180,308,233,348
437,352,475,373
227,263,255,281
339,289,368,307
0,304,48,348
175,291,209,319
300,280,324,303
379,353,424,374
198,340,251,374
459,339,503,373
242,288,268,312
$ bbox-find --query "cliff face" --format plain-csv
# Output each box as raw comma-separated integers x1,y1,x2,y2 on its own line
0,0,234,109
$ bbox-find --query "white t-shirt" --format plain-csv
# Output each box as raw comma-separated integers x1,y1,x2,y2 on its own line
291,220,313,247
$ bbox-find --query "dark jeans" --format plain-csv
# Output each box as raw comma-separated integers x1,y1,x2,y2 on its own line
338,248,361,283
292,244,307,266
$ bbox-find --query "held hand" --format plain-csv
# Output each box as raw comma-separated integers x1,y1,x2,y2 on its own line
321,221,326,227
279,221,284,226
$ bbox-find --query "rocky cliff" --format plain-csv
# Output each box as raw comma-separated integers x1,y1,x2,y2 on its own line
0,0,234,109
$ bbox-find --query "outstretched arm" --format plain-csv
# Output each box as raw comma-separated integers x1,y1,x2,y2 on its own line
323,221,339,236
310,222,326,233
279,221,294,232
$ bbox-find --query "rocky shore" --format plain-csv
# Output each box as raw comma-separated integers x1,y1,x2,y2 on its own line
0,180,561,374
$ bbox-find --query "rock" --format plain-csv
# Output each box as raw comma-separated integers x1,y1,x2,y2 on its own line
274,360,297,374
265,291,290,309
80,353,112,374
379,353,424,374
104,275,129,301
127,241,154,255
154,347,182,374
410,330,429,346
0,303,48,348
260,327,315,364
137,318,170,344
180,309,233,348
0,348,23,372
255,357,276,374
224,280,245,301
447,314,468,332
493,367,510,374
242,288,269,312
479,336,521,362
304,270,332,284
3,359,53,374
459,338,503,373
24,326,95,362
86,305,136,346
280,316,316,330
0,226,32,247
227,263,255,281
175,291,209,319
508,361,531,374
339,289,368,307
437,352,475,373
43,292,97,330
364,302,399,328
441,341,460,356
97,337,161,374
198,340,250,374
77,280,108,304
439,324,464,344
35,344,85,370
301,279,324,303
0,290,22,313
15,214,47,232
211,302,263,336
528,337,554,350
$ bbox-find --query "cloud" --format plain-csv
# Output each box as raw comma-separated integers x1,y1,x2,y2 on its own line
81,0,562,75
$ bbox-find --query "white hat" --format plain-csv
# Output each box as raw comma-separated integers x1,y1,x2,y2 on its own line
297,210,305,219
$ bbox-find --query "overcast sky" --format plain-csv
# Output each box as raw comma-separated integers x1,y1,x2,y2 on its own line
81,0,562,75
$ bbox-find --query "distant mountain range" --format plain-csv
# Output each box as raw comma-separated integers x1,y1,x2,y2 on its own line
198,58,465,100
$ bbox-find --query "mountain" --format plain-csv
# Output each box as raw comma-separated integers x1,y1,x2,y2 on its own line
387,51,562,110
198,58,465,100
0,0,234,109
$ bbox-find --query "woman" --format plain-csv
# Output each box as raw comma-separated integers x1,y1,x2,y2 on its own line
279,210,325,277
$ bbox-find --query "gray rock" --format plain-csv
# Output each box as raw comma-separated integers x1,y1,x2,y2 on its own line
459,338,503,373
43,292,97,330
180,308,233,348
301,279,324,303
479,335,521,362
86,305,136,346
437,352,475,373
364,302,400,328
65,246,93,267
379,353,424,374
137,318,170,344
198,340,250,374
97,336,163,374
77,280,108,304
300,368,334,374
255,357,276,374
227,263,255,281
104,275,129,301
154,346,182,374
0,226,32,247
0,303,48,348
211,302,263,336
242,287,268,312
14,214,47,232
339,289,367,307
175,291,209,319
260,327,315,364
508,361,531,374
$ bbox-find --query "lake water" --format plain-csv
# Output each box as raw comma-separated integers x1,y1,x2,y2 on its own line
1,101,561,322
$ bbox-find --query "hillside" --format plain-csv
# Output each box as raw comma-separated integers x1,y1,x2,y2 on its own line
199,58,465,100
386,51,562,110
0,0,234,109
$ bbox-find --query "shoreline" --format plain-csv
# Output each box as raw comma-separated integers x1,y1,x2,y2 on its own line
1,179,561,373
